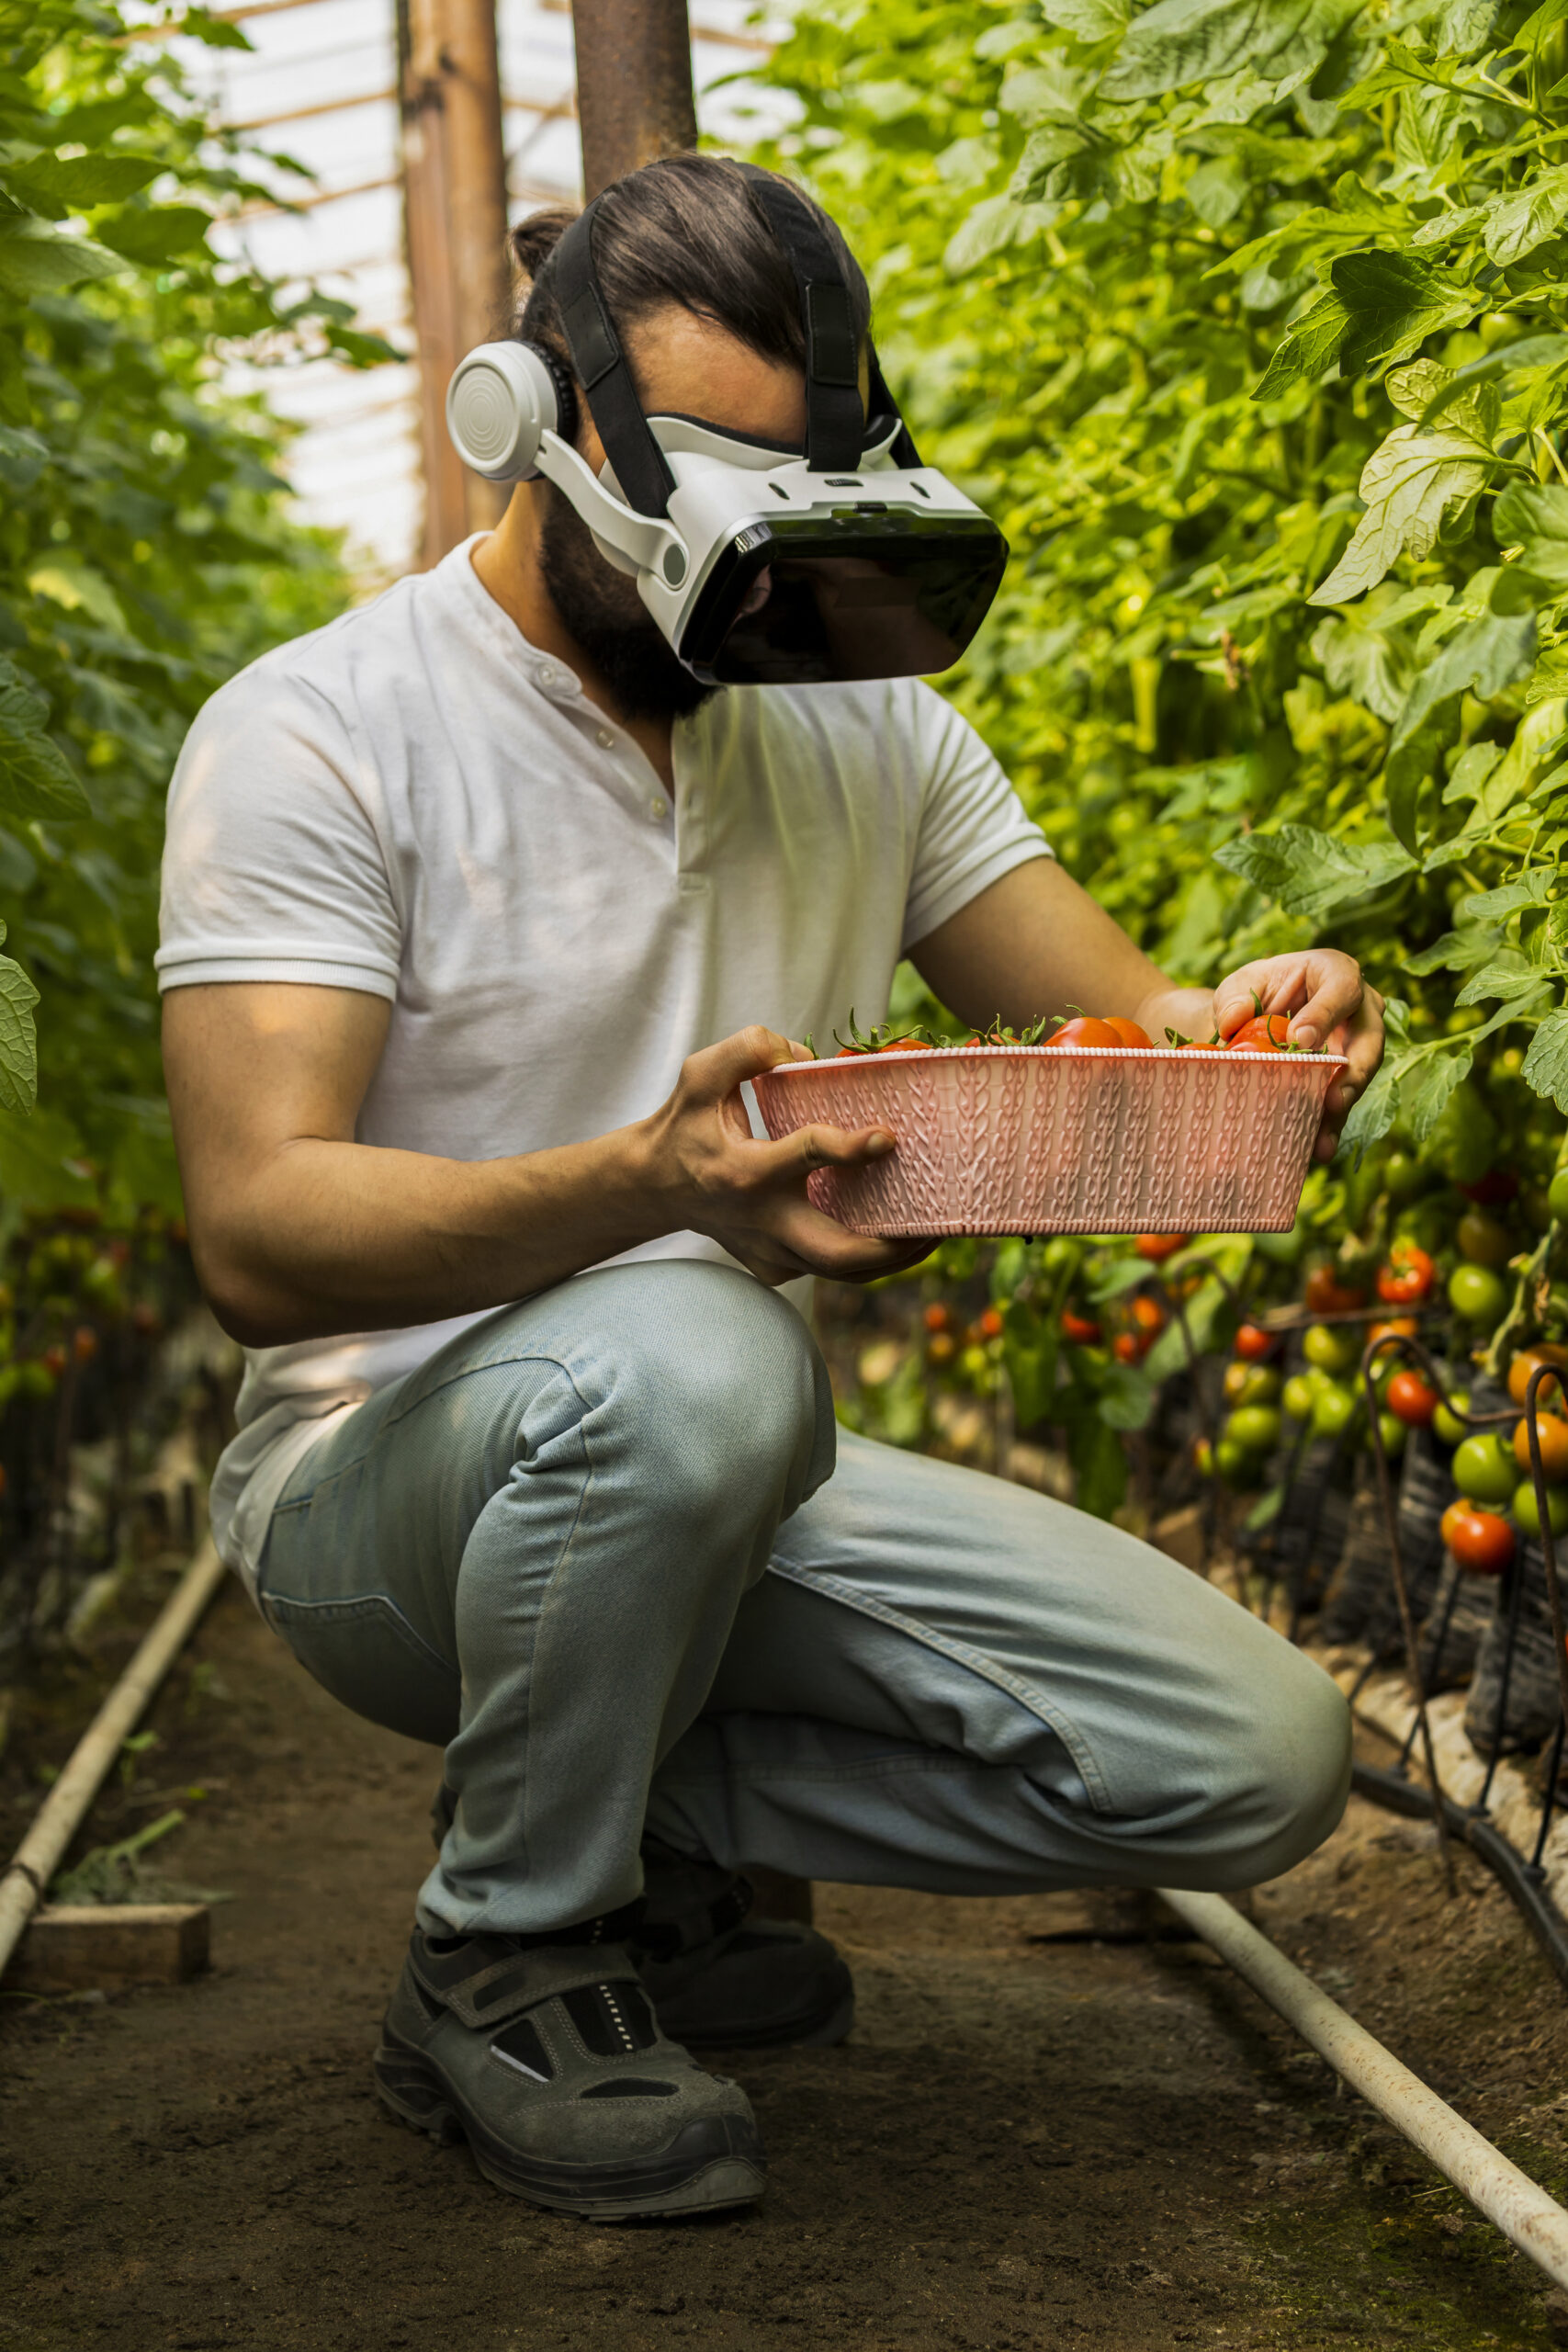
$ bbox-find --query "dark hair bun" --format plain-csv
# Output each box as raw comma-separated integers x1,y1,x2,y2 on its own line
510,206,579,284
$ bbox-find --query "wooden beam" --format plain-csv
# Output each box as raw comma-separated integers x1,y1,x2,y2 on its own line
7,1903,209,1993
570,0,696,201
400,0,512,565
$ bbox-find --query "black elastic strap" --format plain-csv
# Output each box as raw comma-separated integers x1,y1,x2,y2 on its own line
866,345,922,469
551,199,676,520
736,164,867,473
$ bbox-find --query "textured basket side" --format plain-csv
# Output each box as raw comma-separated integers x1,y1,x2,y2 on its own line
752,1050,1341,1238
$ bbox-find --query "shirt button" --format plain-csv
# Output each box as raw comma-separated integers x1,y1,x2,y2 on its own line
596,728,615,748
650,795,669,820
536,665,559,691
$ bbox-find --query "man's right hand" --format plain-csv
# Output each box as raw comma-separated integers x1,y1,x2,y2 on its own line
636,1025,932,1287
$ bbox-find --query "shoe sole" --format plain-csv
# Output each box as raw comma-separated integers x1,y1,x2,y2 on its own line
372,2037,767,2221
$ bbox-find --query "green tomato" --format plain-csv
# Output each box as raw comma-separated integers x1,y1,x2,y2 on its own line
1225,1405,1282,1453
1312,1381,1359,1441
1215,1436,1261,1488
1513,1479,1568,1538
1303,1322,1361,1375
1041,1237,1080,1279
1282,1374,1317,1423
1433,1387,1471,1447
1235,1364,1281,1408
1378,1411,1408,1459
1252,1219,1308,1266
1452,1430,1517,1506
1455,1209,1512,1270
1382,1149,1425,1204
1427,1077,1498,1188
1448,1262,1508,1329
1549,1168,1568,1226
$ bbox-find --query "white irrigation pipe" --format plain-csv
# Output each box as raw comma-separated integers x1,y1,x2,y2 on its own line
1159,1884,1568,2290
0,1538,227,1978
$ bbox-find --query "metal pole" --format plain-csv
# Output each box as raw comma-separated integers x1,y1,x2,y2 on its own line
1159,1884,1568,2290
570,0,697,200
400,0,512,566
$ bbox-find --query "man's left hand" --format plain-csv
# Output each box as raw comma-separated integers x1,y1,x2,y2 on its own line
1139,949,1383,1163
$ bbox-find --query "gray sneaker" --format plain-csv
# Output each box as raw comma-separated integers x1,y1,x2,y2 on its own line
373,1917,766,2219
636,1843,854,2051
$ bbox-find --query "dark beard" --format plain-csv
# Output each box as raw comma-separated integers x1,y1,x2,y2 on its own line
537,482,716,723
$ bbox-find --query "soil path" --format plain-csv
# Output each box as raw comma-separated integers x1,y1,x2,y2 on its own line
5,1576,1568,2351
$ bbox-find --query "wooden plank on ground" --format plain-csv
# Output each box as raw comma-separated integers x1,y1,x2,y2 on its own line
5,1902,209,1992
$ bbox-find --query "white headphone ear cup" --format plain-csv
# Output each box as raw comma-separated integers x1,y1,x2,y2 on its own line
446,344,559,481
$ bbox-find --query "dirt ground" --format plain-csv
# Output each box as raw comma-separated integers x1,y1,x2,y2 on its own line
6,1568,1568,2352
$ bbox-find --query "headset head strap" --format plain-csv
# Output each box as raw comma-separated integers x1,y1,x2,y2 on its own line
551,196,677,519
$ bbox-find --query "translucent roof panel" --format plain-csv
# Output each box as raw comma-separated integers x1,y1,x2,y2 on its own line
134,0,789,585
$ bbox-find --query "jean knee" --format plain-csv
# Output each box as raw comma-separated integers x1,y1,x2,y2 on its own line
594,1264,834,1515
1208,1651,1351,1889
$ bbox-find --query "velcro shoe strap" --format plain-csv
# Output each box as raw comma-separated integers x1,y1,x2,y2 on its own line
417,1941,640,2031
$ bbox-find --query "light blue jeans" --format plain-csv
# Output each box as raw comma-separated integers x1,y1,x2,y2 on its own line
257,1261,1350,1939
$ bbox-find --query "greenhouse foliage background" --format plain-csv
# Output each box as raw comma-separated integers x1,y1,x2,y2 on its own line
8,0,1568,1643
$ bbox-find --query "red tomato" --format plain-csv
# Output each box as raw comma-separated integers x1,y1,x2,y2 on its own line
922,1303,950,1333
1103,1017,1154,1049
978,1306,1005,1340
1134,1233,1188,1262
73,1325,97,1365
1367,1317,1418,1351
1386,1370,1439,1428
1061,1310,1101,1345
1441,1501,1515,1577
1509,1344,1568,1409
1235,1323,1275,1362
1514,1413,1568,1480
878,1036,932,1052
1130,1295,1166,1338
1229,1012,1292,1052
42,1344,66,1379
1376,1243,1435,1306
1458,1170,1517,1206
1043,1016,1124,1050
1112,1331,1146,1363
1304,1266,1368,1315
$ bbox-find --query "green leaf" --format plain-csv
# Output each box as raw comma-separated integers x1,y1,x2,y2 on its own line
1382,613,1537,849
1493,480,1568,601
1455,956,1548,1006
0,220,125,294
1042,0,1133,34
1521,1006,1568,1111
1329,250,1475,379
1254,289,1348,399
0,661,91,823
1404,1046,1473,1141
1212,824,1416,920
1482,164,1568,266
7,153,161,213
94,205,213,266
0,953,39,1115
1309,419,1495,606
1099,1361,1156,1430
1337,1054,1404,1162
1098,0,1343,101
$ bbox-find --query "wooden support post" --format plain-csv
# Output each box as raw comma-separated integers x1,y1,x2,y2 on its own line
8,1903,209,1994
570,0,697,201
400,0,513,566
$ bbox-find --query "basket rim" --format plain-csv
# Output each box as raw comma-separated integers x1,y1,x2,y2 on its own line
761,1043,1349,1072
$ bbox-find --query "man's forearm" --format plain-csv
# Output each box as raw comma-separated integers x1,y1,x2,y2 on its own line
199,1125,661,1349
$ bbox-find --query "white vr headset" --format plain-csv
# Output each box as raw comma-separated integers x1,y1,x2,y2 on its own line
445,164,1008,685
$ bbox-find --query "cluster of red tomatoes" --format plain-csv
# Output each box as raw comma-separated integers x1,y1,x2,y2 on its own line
829,1008,1325,1056
922,1299,1006,1385
1381,1342,1568,1577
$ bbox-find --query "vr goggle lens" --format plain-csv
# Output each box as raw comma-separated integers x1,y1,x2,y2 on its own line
446,166,1008,684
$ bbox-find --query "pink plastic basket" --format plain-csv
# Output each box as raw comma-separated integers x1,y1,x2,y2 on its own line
751,1045,1346,1238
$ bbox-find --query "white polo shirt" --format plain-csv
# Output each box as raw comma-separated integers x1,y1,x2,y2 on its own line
157,537,1049,1589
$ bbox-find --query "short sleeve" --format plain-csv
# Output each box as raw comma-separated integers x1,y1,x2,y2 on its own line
156,665,401,1000
899,684,1051,953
